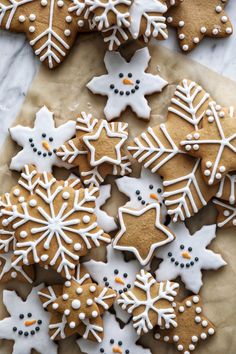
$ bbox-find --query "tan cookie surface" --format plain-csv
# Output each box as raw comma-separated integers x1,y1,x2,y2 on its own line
213,199,236,228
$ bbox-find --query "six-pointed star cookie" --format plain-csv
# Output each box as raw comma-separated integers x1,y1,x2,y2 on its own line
113,203,175,265
155,222,226,293
87,47,168,121
166,0,233,52
0,0,90,68
10,106,76,172
154,295,216,354
181,103,236,185
83,119,128,166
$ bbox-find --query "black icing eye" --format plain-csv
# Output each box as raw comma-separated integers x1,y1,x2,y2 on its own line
180,244,184,250
38,320,42,325
42,133,46,138
105,281,109,287
110,339,115,344
29,138,33,143
27,313,32,318
19,314,24,319
114,89,119,94
13,327,17,332
188,247,192,252
119,73,124,78
119,91,124,96
126,91,130,96
49,137,53,142
131,89,135,94
110,84,115,89
126,351,130,354
171,258,175,262
53,149,57,153
119,290,123,294
31,330,35,335
175,261,179,266
38,151,42,156
24,332,29,337
136,189,140,195
19,330,23,335
138,196,142,201
149,185,153,189
35,327,40,332
128,73,132,78
135,85,139,90
157,188,162,193
180,263,184,268
136,80,140,84
168,252,172,257
141,200,145,205
48,152,52,156
123,273,128,278
103,277,107,282
195,257,199,262
190,261,194,266
114,269,119,275
186,263,190,268
100,349,104,353
123,287,128,292
127,284,131,289
118,341,123,346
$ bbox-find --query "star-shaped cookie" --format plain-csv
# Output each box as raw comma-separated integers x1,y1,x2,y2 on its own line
113,203,175,265
166,0,233,52
181,103,236,185
0,0,91,68
154,295,216,354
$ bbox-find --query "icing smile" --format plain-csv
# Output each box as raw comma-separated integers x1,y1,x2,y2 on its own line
103,269,131,294
29,133,57,157
110,72,141,96
168,244,199,268
12,312,43,337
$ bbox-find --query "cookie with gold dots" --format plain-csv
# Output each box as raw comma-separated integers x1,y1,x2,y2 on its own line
166,0,233,53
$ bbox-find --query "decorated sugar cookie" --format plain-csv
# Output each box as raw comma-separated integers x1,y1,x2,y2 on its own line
181,103,236,185
113,203,175,266
84,244,140,323
166,0,233,53
10,106,76,172
0,285,58,354
155,222,226,293
87,47,168,121
118,269,179,335
213,199,236,228
1,172,111,279
155,295,216,354
0,0,95,68
78,312,151,354
216,173,236,205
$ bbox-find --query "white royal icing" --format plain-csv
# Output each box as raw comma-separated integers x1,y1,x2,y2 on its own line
87,47,167,121
0,285,58,354
155,222,226,293
0,251,34,283
10,106,76,172
94,185,117,233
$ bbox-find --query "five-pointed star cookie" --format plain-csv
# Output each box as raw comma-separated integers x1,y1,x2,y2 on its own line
83,119,128,166
213,199,236,228
113,203,175,265
181,103,236,185
166,0,233,52
0,0,91,68
10,106,76,172
155,222,226,293
87,47,168,121
154,295,216,354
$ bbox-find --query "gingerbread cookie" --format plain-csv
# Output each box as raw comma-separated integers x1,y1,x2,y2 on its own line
216,173,236,205
154,295,216,354
166,0,233,52
113,203,175,265
181,103,236,185
0,285,58,354
10,106,76,172
1,172,111,279
213,199,236,228
155,222,226,293
128,79,218,222
87,47,168,121
78,312,152,354
0,0,94,68
118,269,179,335
84,244,140,323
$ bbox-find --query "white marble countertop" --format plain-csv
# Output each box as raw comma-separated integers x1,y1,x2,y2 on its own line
0,1,236,148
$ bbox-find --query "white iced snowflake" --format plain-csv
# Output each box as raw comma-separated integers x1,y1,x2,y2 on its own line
0,251,34,283
0,285,57,354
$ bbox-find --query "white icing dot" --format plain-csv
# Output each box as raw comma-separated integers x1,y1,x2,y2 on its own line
193,296,199,303
64,29,71,37
79,312,86,320
192,335,198,342
193,144,199,150
195,316,201,323
201,26,207,33
193,132,200,139
164,336,169,342
87,298,93,306
78,20,85,27
76,287,83,294
202,320,208,327
216,105,221,111
57,0,64,7
69,321,76,328
226,27,232,34
178,20,185,27
206,109,212,116
186,300,192,307
92,310,98,318
215,5,222,12
173,335,179,342
18,196,25,203
177,345,184,351
195,307,202,314
29,26,35,33
66,16,72,23
52,303,59,309
219,111,225,117
204,170,210,176
29,199,37,207
172,302,176,308
20,231,28,238
189,344,195,350
212,28,219,35
155,333,161,339
167,17,173,23
179,33,185,40
19,15,25,23
72,299,81,309
223,210,230,216
90,285,96,293
219,166,226,172
182,45,189,51
74,243,82,251
11,271,17,278
179,306,185,313
200,333,207,340
184,351,190,354
185,145,192,151
208,328,215,335
83,215,90,224
187,134,193,140
221,16,228,23
64,309,70,316
206,161,212,168
62,294,69,300
216,173,222,180
13,189,20,197
40,254,49,261
41,0,47,5
65,281,71,287
62,191,70,200
208,116,214,123
193,37,199,43
29,14,36,21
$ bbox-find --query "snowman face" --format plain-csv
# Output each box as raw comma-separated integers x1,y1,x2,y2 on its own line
167,242,200,269
109,71,141,97
134,183,163,207
12,311,43,337
28,131,58,159
98,337,131,354
102,267,133,295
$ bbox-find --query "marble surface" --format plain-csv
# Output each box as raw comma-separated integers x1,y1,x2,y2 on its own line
0,1,236,149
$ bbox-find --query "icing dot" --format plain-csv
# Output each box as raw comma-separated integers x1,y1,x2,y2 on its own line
64,309,70,316
226,27,232,34
187,134,192,140
167,17,173,23
29,26,35,33
219,111,225,117
18,196,25,203
186,300,192,307
29,199,37,207
87,299,93,306
178,20,184,27
208,116,214,123
155,333,161,339
178,306,185,313
65,281,71,287
195,316,201,323
212,28,219,35
79,312,86,320
193,37,199,43
206,161,212,168
179,33,185,40
62,294,69,300
216,173,222,180
13,189,20,197
206,109,212,116
221,16,228,23
69,321,76,328
173,335,179,342
164,336,169,342
41,0,47,5
52,303,59,310
194,133,200,139
215,105,221,111
192,336,198,342
185,145,191,151
90,285,96,293
177,345,184,351
219,166,226,172
41,254,48,261
215,5,222,12
66,16,72,23
200,333,207,340
29,14,36,21
202,320,208,327
182,45,189,51
19,15,26,23
208,328,215,335
62,191,70,200
184,352,190,354
74,243,82,251
83,215,90,224
71,299,81,309
20,231,28,238
78,20,84,27
200,26,207,33
193,144,199,150
11,271,17,278
92,310,98,318
76,287,83,294
189,344,195,350
57,0,64,7
195,307,202,314
64,29,71,37
223,210,230,216
193,296,199,303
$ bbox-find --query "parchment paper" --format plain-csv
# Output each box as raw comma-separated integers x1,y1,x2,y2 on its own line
0,34,235,354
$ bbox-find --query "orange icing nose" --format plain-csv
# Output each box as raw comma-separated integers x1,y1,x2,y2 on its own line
123,78,134,85
42,140,51,151
113,346,123,354
182,251,191,259
149,193,159,201
24,320,37,327
115,277,125,285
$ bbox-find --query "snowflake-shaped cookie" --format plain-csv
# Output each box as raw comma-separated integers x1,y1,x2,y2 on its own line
1,172,111,279
181,103,236,185
118,269,179,335
155,222,226,293
0,0,93,68
87,47,168,121
39,265,117,342
113,203,175,266
213,199,236,228
0,285,58,354
155,295,216,354
77,312,152,354
128,79,218,222
166,0,233,52
57,112,132,186
10,106,76,172
84,244,140,323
